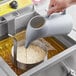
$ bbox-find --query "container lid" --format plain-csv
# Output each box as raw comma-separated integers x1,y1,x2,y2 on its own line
34,0,50,16
68,29,76,41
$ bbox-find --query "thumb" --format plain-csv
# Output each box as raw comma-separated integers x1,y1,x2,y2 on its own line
47,6,57,15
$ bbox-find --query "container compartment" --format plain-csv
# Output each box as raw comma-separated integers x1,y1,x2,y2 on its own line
0,30,68,76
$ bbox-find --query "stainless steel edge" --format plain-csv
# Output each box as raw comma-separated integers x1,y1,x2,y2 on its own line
0,57,17,76
20,44,76,76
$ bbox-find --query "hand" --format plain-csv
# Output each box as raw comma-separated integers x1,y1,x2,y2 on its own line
48,0,72,15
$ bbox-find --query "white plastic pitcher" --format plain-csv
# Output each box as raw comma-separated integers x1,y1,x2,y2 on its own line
25,12,73,48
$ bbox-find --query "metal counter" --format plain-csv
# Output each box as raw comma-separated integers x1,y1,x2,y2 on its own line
21,35,76,76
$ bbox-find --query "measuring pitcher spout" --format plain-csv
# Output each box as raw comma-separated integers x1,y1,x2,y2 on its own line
25,14,73,48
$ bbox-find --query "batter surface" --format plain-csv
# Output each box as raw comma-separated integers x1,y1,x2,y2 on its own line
12,44,46,64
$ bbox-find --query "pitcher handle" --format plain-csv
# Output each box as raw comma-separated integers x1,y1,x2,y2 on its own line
61,10,66,15
46,9,66,18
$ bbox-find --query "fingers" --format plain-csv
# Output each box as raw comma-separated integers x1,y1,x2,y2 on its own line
48,0,67,15
48,0,58,15
48,6,58,15
48,6,65,15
